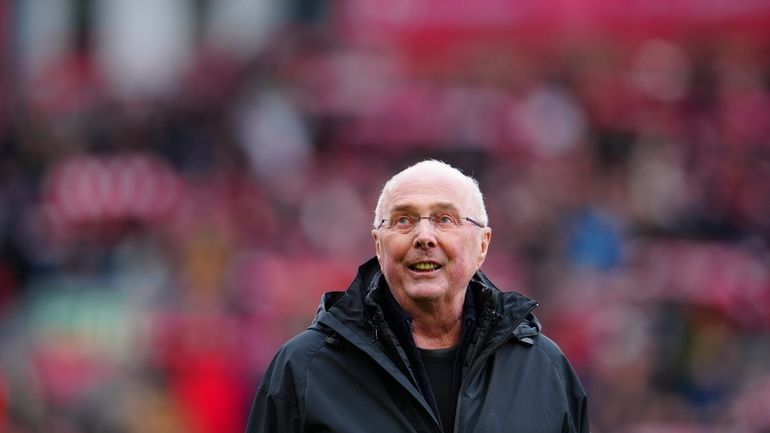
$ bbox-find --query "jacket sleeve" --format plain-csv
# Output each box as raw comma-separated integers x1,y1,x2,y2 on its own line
245,387,303,433
576,394,590,433
538,335,590,433
244,335,314,433
556,346,590,433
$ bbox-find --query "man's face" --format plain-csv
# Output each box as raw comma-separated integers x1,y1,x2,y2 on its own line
372,171,491,310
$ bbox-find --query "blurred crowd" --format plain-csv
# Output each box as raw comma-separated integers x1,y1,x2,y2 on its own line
2,2,770,433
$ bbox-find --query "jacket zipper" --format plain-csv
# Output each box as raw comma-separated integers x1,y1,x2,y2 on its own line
452,302,538,433
368,316,441,430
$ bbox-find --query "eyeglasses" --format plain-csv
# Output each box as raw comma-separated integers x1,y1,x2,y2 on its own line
376,214,486,231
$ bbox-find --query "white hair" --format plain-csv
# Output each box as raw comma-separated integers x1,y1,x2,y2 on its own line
373,159,488,228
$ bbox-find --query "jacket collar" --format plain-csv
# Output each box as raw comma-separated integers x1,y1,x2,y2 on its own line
309,257,540,420
313,257,539,344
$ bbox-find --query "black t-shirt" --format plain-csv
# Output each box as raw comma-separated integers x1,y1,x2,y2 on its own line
419,345,460,432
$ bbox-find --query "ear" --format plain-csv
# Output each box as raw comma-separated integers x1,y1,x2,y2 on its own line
477,227,492,268
372,229,382,261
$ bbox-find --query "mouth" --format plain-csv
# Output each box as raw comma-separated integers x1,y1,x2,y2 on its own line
408,262,442,273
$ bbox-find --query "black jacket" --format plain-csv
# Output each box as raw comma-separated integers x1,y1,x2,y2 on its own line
246,258,589,433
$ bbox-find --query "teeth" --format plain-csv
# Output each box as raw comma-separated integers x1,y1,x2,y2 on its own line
413,262,438,271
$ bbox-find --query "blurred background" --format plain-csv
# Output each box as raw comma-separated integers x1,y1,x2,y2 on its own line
1,1,770,432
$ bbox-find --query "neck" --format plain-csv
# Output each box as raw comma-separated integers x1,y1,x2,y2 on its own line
412,317,462,349
405,295,465,350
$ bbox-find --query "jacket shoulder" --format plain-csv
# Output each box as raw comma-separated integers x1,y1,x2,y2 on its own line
531,334,575,373
531,333,587,397
532,333,567,360
258,329,328,403
247,329,330,433
533,333,590,432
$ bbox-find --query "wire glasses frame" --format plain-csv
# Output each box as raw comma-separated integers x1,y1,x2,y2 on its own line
376,215,486,231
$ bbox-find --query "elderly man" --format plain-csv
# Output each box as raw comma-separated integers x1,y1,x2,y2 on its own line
246,160,589,433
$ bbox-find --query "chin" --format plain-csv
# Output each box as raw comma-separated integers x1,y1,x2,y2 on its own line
403,283,448,302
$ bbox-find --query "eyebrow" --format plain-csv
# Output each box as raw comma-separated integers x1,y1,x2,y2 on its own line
388,202,462,215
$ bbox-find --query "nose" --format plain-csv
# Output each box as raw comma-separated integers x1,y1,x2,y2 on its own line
412,218,437,249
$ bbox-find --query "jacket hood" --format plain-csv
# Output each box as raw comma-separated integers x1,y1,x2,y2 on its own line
312,257,540,346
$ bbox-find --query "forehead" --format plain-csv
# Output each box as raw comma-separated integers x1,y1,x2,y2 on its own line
383,171,471,213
